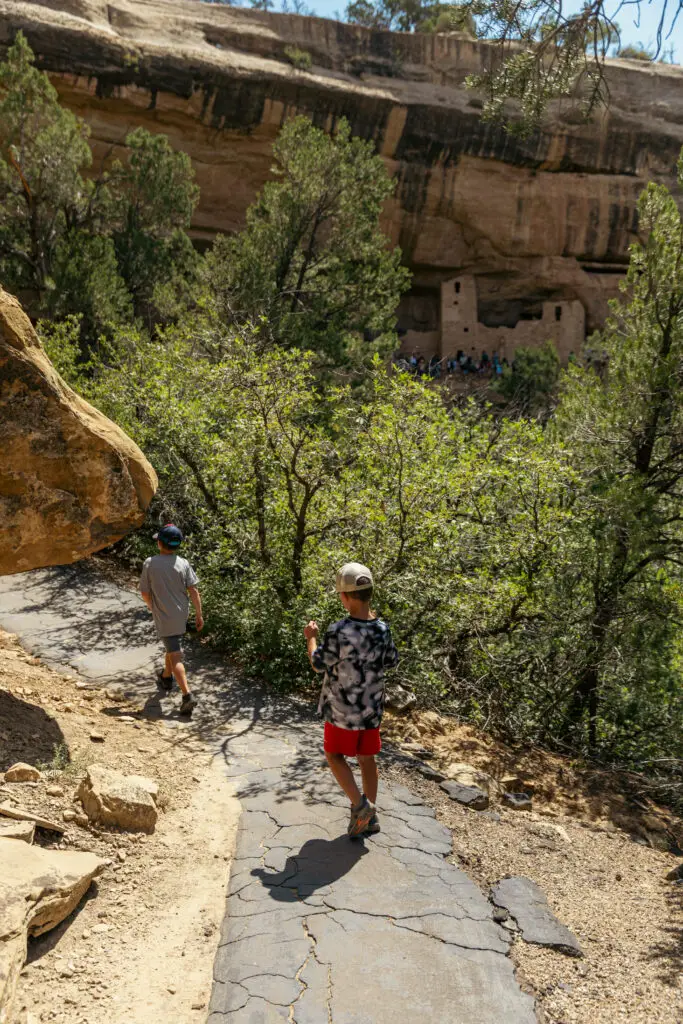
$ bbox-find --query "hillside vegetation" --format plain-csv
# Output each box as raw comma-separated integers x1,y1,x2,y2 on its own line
1,34,681,806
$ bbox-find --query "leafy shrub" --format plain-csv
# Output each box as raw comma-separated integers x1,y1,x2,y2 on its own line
284,46,313,70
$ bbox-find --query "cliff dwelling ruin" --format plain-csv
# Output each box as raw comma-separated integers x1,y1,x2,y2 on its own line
398,275,586,362
0,0,682,356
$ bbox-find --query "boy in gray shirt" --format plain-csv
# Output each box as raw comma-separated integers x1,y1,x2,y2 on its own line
140,524,203,715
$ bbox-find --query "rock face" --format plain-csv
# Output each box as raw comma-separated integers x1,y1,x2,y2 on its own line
77,763,159,832
0,287,157,576
0,837,106,1023
1,0,682,340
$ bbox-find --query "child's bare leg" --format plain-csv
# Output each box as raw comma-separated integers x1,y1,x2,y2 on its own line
358,755,378,804
325,752,362,806
169,652,190,696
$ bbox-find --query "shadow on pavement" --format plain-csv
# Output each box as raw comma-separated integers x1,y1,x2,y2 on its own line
251,836,368,902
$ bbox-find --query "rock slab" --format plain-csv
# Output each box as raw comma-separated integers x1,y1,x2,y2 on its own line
0,837,106,1022
491,876,583,956
77,763,158,832
440,779,489,810
0,286,157,575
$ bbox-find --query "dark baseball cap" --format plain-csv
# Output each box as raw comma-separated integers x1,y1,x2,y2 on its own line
153,523,184,548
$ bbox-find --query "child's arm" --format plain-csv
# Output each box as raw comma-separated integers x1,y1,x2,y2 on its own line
188,585,204,631
304,621,322,671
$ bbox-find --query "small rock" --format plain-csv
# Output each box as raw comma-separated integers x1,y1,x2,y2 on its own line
400,743,434,759
82,929,91,939
502,791,533,811
445,762,496,797
92,923,110,934
77,764,158,832
89,732,105,743
167,986,177,995
501,774,535,795
46,785,65,798
479,810,502,823
4,763,42,783
116,850,127,863
62,810,76,822
440,780,489,810
384,683,417,712
665,862,683,881
417,764,446,783
492,908,509,923
105,688,126,702
191,1000,206,1010
62,704,75,713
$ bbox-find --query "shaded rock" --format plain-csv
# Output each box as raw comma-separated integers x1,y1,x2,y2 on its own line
385,684,417,712
440,780,489,810
0,837,106,1022
0,804,63,834
491,876,583,956
500,775,535,795
77,764,158,832
665,862,683,882
0,819,34,843
89,732,105,743
4,763,41,783
502,791,533,811
417,764,446,783
0,286,157,575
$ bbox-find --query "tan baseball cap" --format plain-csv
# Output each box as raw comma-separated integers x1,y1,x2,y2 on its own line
335,562,374,593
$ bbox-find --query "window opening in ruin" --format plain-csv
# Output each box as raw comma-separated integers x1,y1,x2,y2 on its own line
555,305,562,321
455,282,461,294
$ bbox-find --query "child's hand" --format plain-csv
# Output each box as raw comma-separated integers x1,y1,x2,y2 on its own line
304,620,319,641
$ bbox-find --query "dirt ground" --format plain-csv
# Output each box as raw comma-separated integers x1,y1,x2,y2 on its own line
0,630,240,1024
384,710,683,1024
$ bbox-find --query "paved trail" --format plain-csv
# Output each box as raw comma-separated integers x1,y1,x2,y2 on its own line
0,565,536,1024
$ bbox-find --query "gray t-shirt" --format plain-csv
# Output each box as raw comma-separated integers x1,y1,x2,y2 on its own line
140,554,198,638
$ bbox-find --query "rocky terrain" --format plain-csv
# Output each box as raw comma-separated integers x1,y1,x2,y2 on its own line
2,0,683,330
0,629,239,1024
0,287,157,575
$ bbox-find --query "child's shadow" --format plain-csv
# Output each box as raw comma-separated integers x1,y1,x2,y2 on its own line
251,836,368,903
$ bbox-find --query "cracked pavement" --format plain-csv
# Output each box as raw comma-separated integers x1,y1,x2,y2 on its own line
0,566,537,1023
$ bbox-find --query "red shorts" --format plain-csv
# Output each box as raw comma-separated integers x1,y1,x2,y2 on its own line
324,722,382,757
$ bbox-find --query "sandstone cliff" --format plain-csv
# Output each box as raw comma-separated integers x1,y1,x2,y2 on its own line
0,0,682,331
0,287,157,575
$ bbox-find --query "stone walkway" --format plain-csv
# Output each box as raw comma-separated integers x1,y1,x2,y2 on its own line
0,565,537,1023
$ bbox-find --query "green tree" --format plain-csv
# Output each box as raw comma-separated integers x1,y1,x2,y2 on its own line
345,0,474,32
206,116,410,368
551,161,683,749
0,33,94,298
102,127,200,326
495,339,560,418
0,33,199,337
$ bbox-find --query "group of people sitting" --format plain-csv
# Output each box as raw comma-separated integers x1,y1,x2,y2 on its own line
395,350,510,379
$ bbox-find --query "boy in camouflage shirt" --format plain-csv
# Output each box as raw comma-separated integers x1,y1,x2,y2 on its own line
304,562,399,837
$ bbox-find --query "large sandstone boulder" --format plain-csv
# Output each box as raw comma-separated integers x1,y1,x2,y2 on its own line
0,287,157,575
76,763,159,832
0,838,106,1023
